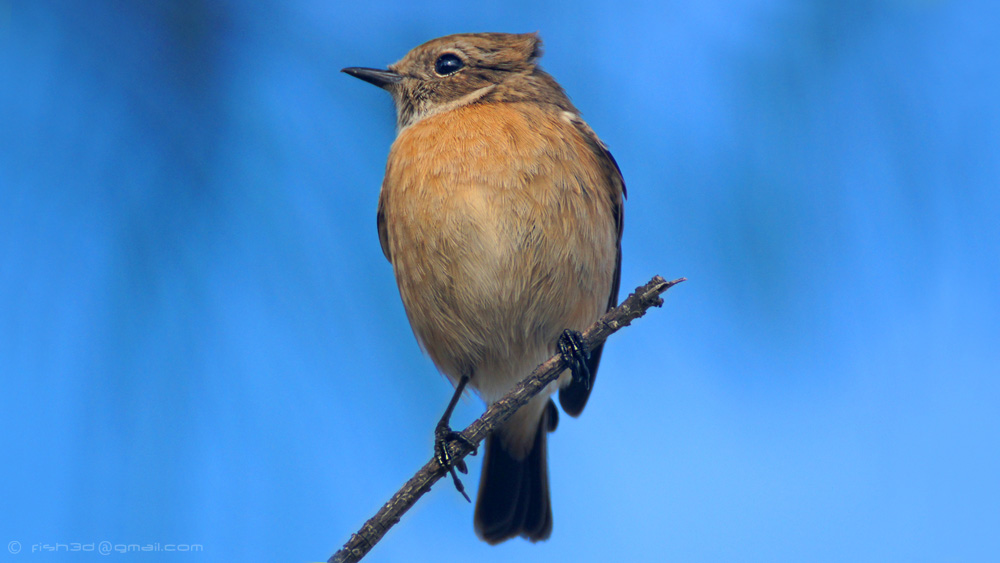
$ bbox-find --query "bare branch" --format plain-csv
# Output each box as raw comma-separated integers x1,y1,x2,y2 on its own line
329,275,685,563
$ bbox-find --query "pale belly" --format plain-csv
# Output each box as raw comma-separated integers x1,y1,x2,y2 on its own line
387,182,613,400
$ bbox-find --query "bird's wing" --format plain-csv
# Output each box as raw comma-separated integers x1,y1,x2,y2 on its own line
377,191,391,263
559,118,626,418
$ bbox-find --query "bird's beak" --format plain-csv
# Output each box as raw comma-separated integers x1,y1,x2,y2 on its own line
341,67,402,89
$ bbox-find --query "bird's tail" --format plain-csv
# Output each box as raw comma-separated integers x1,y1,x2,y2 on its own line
474,399,558,544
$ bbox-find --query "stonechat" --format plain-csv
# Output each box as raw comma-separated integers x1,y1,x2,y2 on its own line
343,32,625,544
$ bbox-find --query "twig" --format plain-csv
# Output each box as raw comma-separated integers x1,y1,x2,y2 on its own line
329,275,685,563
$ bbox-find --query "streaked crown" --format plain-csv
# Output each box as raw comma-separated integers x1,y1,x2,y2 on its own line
343,33,576,130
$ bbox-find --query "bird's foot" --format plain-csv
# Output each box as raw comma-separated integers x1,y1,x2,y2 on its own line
434,421,477,502
558,329,592,391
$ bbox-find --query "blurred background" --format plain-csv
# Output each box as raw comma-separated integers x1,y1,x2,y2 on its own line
2,0,998,561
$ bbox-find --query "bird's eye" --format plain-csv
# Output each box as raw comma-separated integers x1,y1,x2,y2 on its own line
434,53,464,76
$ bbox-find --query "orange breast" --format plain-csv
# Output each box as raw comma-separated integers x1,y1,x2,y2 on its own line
380,102,618,382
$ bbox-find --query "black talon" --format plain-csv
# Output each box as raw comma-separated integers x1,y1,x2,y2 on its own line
558,329,592,391
434,423,476,472
433,374,477,502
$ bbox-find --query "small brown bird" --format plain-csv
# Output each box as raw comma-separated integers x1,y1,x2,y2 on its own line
343,32,625,544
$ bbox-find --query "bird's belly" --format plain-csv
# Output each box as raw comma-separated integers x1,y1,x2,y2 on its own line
389,185,606,389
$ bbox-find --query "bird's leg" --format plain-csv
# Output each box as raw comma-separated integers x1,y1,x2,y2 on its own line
558,329,592,390
434,373,477,502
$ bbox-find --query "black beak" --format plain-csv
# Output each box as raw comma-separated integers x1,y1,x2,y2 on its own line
341,67,402,89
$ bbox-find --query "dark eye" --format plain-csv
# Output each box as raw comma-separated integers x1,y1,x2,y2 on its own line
434,53,464,76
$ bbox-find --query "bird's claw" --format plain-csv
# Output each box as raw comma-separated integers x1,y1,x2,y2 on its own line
434,422,477,502
558,329,591,390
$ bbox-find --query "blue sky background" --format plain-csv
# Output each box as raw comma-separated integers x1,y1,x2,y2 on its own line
2,1,998,561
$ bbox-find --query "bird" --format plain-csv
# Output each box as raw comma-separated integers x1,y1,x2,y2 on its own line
342,32,625,544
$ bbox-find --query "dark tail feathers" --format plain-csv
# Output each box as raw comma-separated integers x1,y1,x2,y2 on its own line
473,400,557,544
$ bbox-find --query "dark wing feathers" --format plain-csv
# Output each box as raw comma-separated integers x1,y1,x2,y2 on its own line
377,195,391,262
559,122,625,417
